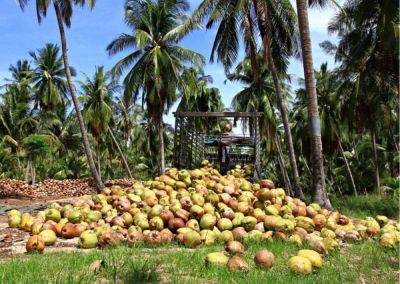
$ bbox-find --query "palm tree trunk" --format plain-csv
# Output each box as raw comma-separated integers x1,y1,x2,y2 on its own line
97,143,101,181
295,0,331,209
108,126,133,179
264,38,304,200
53,0,104,191
371,129,381,194
31,160,36,186
338,139,357,196
274,134,293,195
159,121,166,174
24,159,30,183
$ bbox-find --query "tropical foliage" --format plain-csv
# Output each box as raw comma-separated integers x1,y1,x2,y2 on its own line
0,0,397,202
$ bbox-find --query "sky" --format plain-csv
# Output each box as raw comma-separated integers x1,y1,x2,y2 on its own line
0,0,339,125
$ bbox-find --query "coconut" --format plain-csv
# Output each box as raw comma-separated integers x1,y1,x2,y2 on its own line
190,205,205,218
98,231,126,247
61,223,79,238
31,221,44,235
225,240,244,255
8,215,21,228
200,214,217,230
68,210,83,224
380,233,396,248
159,228,174,243
26,235,45,253
288,234,303,245
127,231,144,245
149,217,164,231
288,256,313,275
46,209,61,223
186,219,200,231
298,249,323,268
205,252,229,266
242,216,257,231
7,209,22,218
322,237,339,251
144,231,163,246
254,250,275,268
78,230,98,249
219,230,234,243
320,228,336,239
309,239,327,254
20,213,34,231
217,218,233,231
227,256,249,271
232,227,247,241
264,215,281,230
168,218,185,232
39,229,57,246
182,230,201,248
159,210,174,223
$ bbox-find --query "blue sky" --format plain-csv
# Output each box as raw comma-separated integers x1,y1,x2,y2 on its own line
0,0,338,124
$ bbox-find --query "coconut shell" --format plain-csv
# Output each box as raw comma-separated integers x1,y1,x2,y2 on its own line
225,240,244,255
227,256,249,271
26,235,45,253
254,250,275,268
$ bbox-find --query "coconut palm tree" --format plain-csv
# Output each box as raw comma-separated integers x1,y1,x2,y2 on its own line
323,0,399,194
30,43,73,111
80,66,133,179
293,0,343,208
107,0,205,173
17,0,104,190
0,81,37,178
182,0,304,198
293,63,358,196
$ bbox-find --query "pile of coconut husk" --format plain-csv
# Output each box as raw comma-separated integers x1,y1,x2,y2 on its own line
0,178,137,199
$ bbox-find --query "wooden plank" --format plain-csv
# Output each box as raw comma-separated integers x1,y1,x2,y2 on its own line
174,112,263,118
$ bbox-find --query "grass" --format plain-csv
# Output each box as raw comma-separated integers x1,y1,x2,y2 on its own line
0,240,398,283
331,194,399,219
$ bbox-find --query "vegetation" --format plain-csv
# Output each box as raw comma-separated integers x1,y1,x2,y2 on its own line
0,239,397,283
1,0,398,204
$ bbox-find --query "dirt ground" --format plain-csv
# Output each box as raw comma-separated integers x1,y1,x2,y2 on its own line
0,196,81,256
0,178,138,257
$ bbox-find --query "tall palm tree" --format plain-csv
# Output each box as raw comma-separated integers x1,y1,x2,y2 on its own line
183,0,304,198
294,0,336,208
30,43,72,111
323,0,399,194
255,0,304,199
293,63,358,196
107,0,205,173
17,0,104,190
6,60,35,86
80,66,133,178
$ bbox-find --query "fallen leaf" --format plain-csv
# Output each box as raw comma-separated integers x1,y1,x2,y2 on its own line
89,260,105,273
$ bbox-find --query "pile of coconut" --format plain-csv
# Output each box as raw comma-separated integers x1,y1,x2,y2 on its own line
7,161,399,274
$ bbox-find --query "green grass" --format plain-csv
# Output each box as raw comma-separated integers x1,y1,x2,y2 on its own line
331,194,399,219
0,240,398,284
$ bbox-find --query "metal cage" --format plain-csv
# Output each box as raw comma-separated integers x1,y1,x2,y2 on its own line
173,112,262,178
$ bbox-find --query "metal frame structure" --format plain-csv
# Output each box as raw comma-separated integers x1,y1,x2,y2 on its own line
173,112,262,177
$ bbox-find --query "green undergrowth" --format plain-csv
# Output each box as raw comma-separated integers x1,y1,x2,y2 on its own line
331,194,399,219
0,240,398,284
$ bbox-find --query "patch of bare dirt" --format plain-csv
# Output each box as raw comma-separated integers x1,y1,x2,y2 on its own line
0,178,137,200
